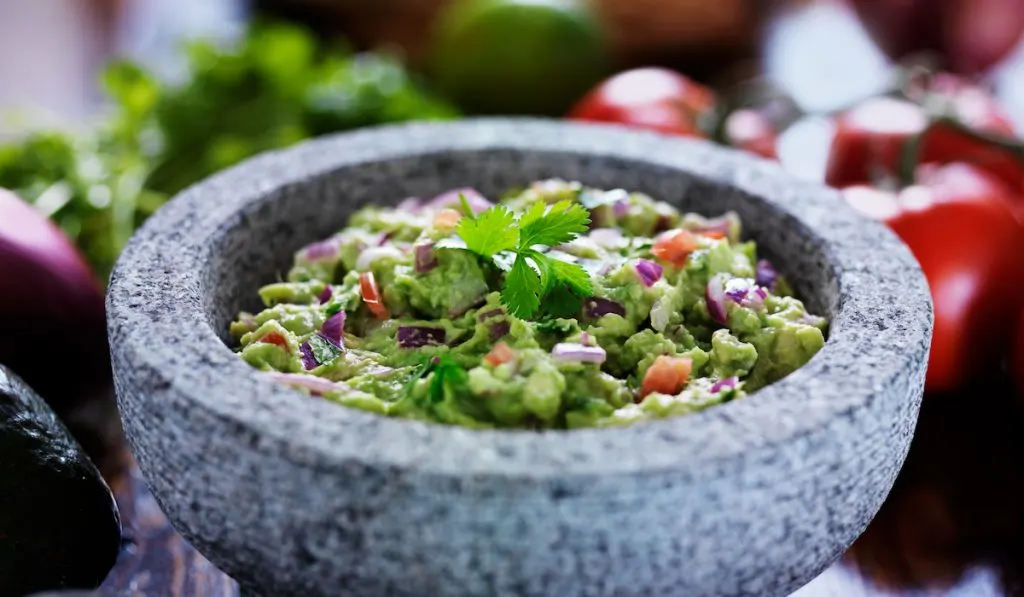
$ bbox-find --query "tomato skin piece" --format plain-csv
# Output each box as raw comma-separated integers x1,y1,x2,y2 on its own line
359,272,390,319
650,229,699,267
567,68,715,137
842,163,1024,392
640,356,693,398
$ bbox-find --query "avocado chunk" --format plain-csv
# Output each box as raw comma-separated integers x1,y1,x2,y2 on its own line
0,364,121,596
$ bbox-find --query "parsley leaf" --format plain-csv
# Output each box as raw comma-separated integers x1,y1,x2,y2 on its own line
502,255,542,318
456,205,518,257
519,200,590,248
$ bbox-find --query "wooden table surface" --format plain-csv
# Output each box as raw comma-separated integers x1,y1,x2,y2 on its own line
84,2,1024,596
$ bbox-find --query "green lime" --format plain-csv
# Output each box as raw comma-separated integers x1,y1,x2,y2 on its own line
429,0,608,116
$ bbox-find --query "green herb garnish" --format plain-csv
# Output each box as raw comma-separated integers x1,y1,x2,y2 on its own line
456,200,593,319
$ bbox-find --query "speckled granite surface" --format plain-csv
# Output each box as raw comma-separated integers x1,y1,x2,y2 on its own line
107,119,932,597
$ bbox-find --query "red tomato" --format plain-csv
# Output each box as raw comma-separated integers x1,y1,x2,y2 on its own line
724,108,778,159
826,85,1023,191
842,163,1024,392
359,272,390,319
641,356,693,398
650,229,699,267
567,68,715,137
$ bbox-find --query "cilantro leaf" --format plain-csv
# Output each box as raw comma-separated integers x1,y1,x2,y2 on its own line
456,205,518,257
547,257,593,297
518,200,590,248
501,255,542,318
459,192,477,221
456,199,593,320
542,285,585,319
429,355,468,403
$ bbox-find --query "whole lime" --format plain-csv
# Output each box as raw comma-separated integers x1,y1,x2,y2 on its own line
429,0,608,116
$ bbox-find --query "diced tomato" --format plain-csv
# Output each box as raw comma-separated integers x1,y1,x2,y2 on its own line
261,332,289,349
640,355,693,398
359,272,390,319
484,342,516,366
695,229,727,240
651,229,699,266
433,208,462,230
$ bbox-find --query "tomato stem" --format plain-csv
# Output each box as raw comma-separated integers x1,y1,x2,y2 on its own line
899,115,1024,186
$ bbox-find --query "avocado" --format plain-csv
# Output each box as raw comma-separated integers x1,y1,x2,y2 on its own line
0,365,121,596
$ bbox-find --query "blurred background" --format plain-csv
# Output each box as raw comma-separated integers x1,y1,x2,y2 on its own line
4,0,1024,595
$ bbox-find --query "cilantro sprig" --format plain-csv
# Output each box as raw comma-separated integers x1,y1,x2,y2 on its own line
456,199,593,319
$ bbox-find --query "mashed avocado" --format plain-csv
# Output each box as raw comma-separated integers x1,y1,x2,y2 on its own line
231,180,827,429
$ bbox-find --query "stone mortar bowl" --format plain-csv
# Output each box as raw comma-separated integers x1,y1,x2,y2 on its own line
107,119,933,597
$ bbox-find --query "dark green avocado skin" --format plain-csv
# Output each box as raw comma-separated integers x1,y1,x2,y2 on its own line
0,365,121,596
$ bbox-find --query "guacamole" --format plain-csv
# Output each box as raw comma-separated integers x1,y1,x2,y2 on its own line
231,180,827,429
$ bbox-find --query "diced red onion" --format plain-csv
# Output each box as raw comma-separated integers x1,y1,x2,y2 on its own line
585,297,626,318
724,278,750,303
711,377,739,393
303,238,340,261
396,326,446,348
489,321,511,341
634,259,663,287
299,341,318,370
414,242,438,273
376,232,392,246
723,278,767,310
613,200,630,218
706,274,728,324
588,227,624,249
425,188,493,215
266,372,350,397
551,343,607,364
320,312,346,347
356,246,404,271
318,286,333,304
755,259,778,290
477,308,505,321
579,332,593,346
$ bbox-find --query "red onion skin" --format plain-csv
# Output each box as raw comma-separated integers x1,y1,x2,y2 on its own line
0,189,113,466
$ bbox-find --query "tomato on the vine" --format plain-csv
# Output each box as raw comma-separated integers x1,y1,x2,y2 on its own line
826,78,1024,191
567,68,715,137
843,163,1024,393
